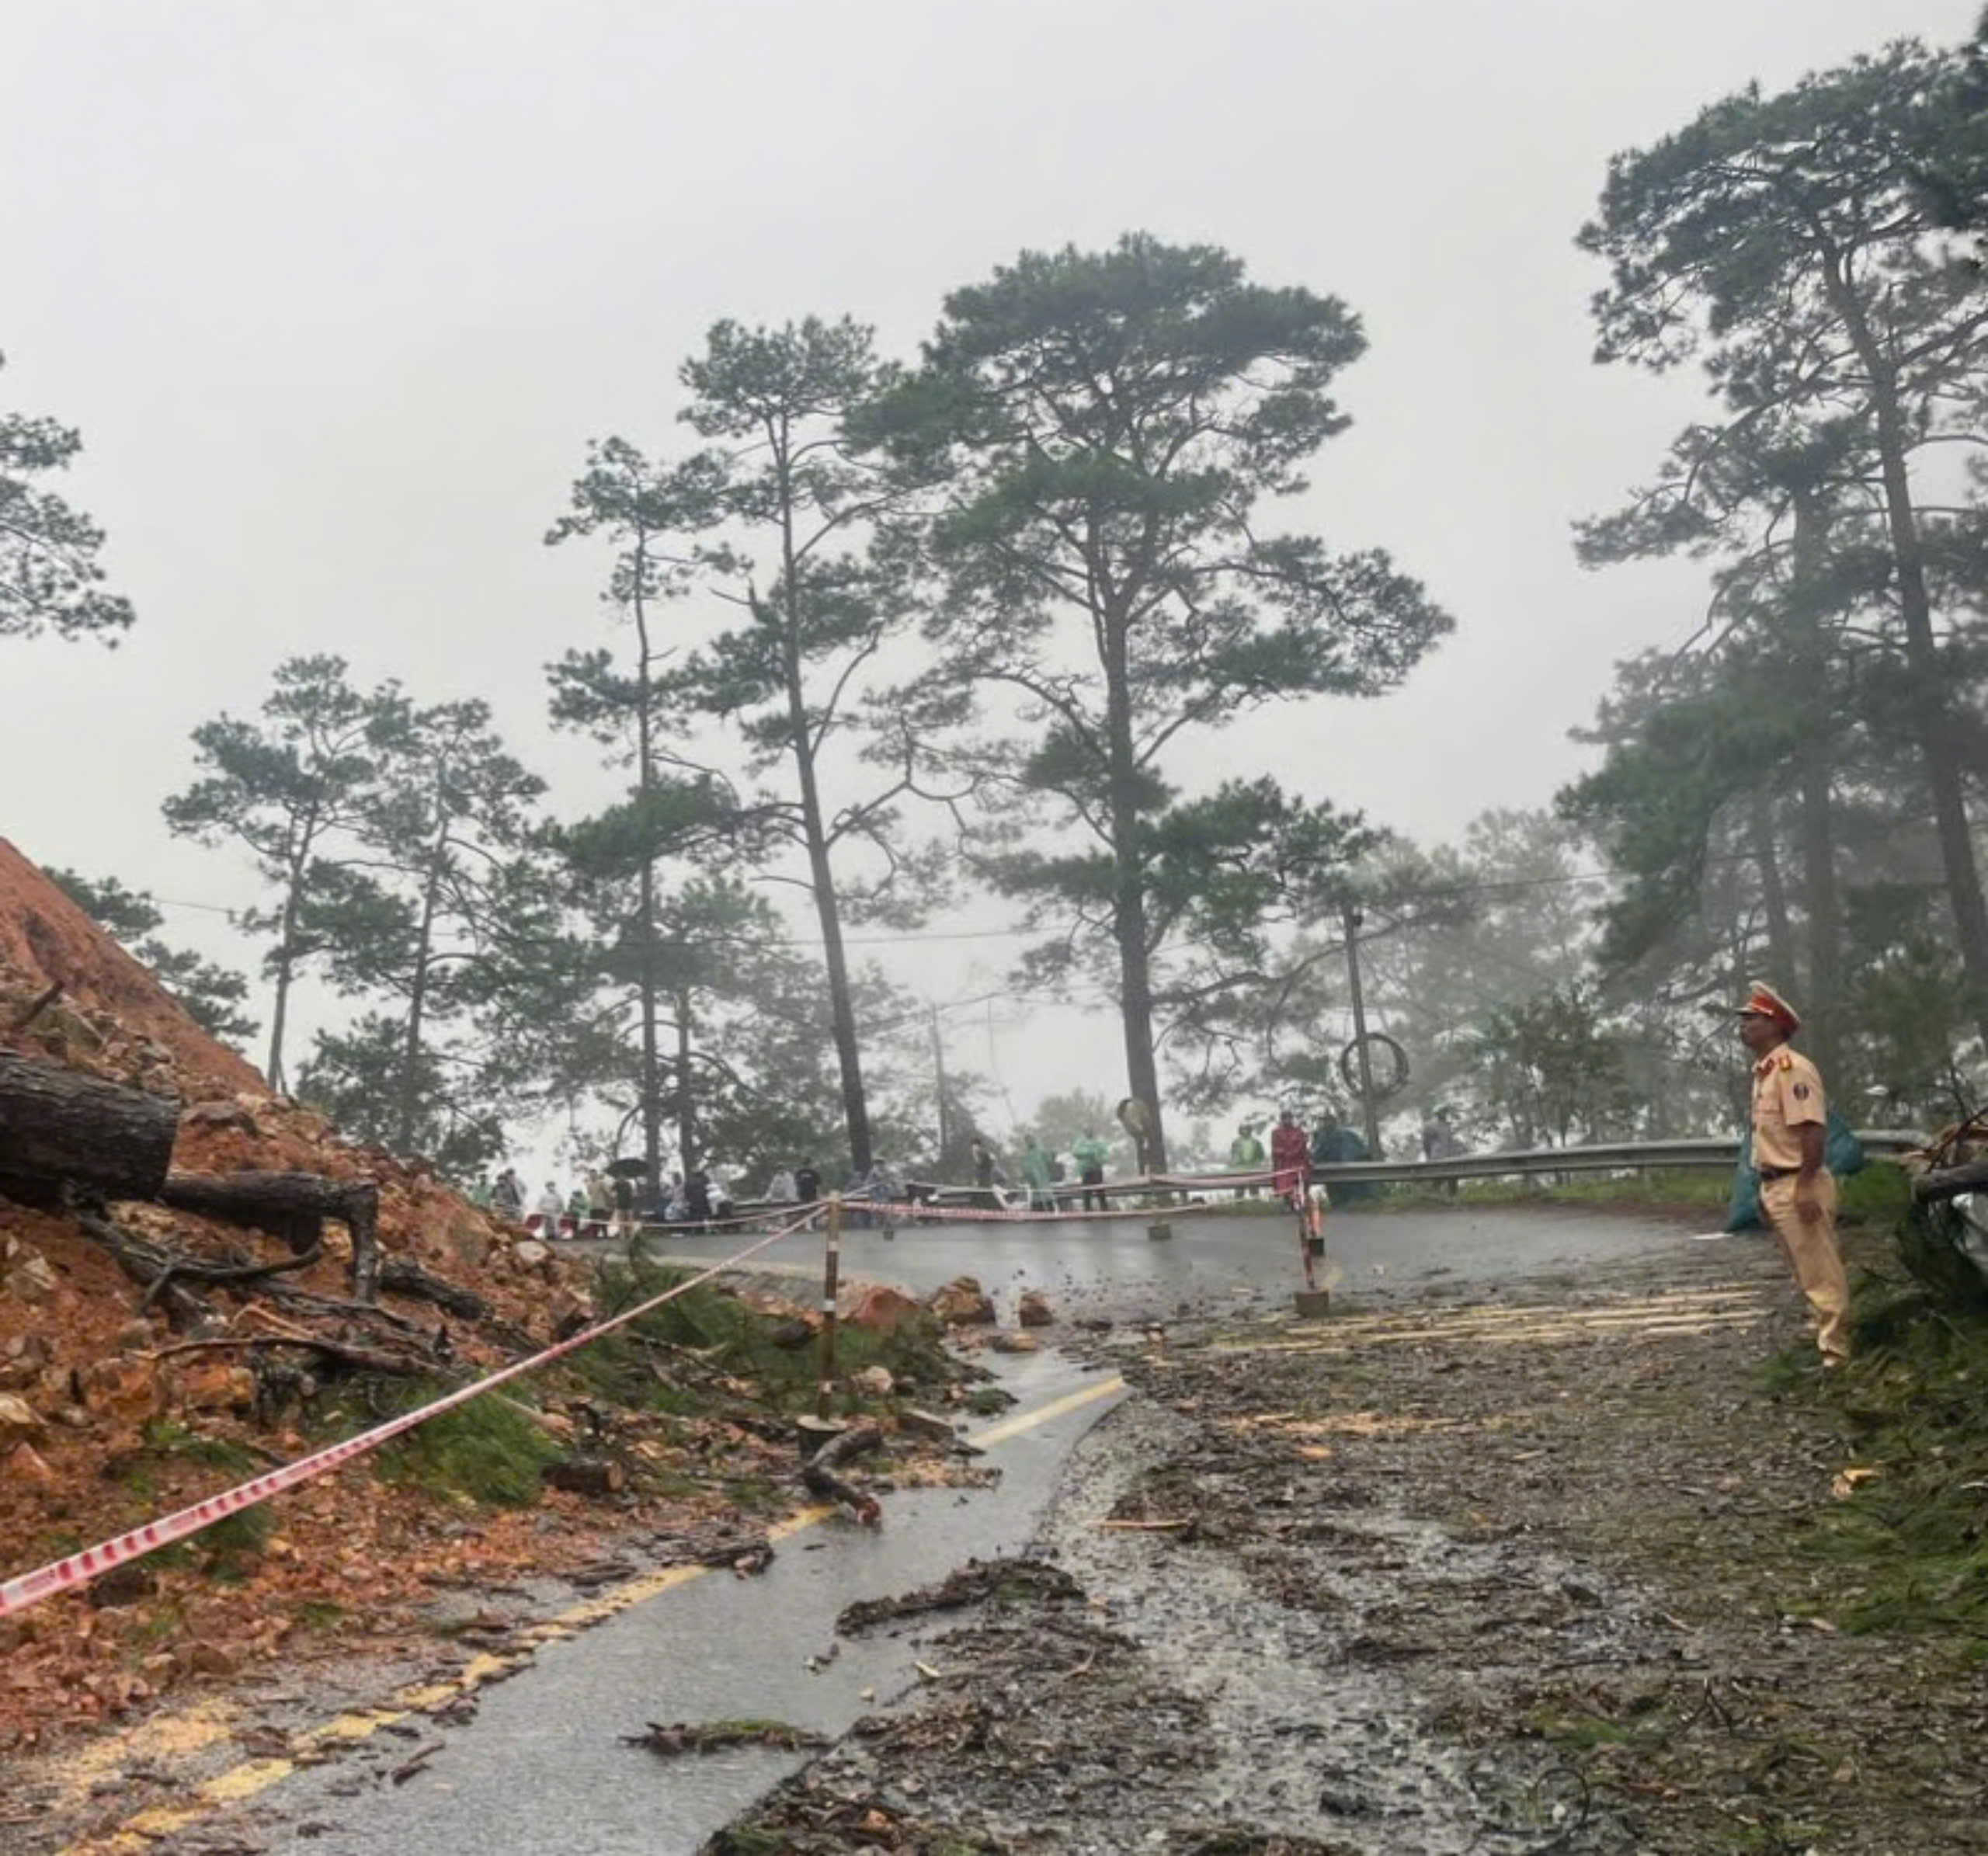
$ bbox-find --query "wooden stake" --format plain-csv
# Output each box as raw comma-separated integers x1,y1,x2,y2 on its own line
815,1194,842,1420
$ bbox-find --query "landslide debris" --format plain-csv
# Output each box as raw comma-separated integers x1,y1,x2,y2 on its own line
0,836,982,1758
715,1243,1988,1854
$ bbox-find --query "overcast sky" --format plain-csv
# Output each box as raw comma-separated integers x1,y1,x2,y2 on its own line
2,0,1976,1152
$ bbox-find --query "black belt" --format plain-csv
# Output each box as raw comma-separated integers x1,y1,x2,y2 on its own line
1757,1165,1799,1181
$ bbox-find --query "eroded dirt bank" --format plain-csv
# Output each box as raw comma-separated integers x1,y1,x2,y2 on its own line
716,1237,1988,1855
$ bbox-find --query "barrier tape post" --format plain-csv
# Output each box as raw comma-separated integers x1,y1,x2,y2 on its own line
1295,1174,1332,1319
816,1194,842,1420
0,1208,817,1621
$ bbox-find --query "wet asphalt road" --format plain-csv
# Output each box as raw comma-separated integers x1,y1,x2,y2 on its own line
167,1204,1710,1856
171,1351,1121,1856
627,1197,1712,1326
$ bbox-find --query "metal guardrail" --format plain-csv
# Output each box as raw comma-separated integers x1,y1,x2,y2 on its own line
1306,1129,1925,1189
607,1133,1928,1232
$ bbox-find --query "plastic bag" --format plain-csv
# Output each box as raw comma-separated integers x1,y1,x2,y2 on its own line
1824,1109,1866,1177
1726,1151,1763,1232
1726,1107,1867,1232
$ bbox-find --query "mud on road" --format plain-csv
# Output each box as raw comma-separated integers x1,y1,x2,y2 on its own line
713,1237,1988,1854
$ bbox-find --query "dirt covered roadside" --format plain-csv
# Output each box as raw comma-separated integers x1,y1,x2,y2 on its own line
0,833,1010,1853
711,1230,1988,1855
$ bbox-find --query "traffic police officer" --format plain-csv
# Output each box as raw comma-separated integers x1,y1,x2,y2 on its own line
1738,982,1850,1367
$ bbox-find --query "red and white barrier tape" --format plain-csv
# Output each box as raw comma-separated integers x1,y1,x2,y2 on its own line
523,1197,833,1241
0,1211,814,1621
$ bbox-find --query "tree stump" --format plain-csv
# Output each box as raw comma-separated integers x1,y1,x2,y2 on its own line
0,1051,178,1208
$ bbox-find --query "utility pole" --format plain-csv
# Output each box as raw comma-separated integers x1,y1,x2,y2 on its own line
1342,904,1383,1158
929,1003,949,1166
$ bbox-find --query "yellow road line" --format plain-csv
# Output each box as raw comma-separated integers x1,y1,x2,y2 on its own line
973,1374,1124,1447
62,1373,1124,1856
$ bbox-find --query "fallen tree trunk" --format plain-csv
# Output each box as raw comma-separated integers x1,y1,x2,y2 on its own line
160,1170,380,1301
541,1457,627,1497
801,1419,884,1524
153,1330,431,1376
1912,1156,1988,1204
378,1257,486,1321
0,1051,178,1208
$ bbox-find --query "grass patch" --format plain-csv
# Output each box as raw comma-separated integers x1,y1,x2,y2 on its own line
369,1385,563,1507
1371,1168,1729,1214
138,1419,262,1474
109,1423,266,1535
1838,1161,1911,1228
1771,1278,1988,1648
200,1507,273,1581
581,1260,959,1416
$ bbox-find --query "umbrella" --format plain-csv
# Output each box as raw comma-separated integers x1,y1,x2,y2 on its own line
605,1156,650,1180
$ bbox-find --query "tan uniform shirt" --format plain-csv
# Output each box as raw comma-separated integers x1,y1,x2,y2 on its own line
1750,1045,1826,1172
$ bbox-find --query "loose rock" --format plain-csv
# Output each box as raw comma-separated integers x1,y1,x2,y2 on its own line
3,1441,54,1486
0,1392,44,1448
4,1250,60,1303
843,1283,922,1335
928,1276,996,1326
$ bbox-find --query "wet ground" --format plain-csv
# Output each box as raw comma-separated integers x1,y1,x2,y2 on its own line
717,1232,1988,1854
626,1198,1713,1323
20,1208,1985,1855
6,1352,1123,1856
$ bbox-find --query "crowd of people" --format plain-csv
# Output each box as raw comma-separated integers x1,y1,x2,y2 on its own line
464,1104,1413,1243
1227,1107,1381,1206
467,1153,912,1239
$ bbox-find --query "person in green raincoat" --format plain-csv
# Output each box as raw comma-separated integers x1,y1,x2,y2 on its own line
1229,1122,1266,1197
1020,1135,1056,1211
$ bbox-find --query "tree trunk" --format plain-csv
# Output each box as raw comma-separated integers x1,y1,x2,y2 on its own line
159,1170,381,1301
395,799,451,1154
1796,735,1844,1085
266,884,298,1094
803,815,874,1174
1103,615,1169,1175
1746,791,1797,989
1786,494,1844,1086
1829,269,1988,1047
0,1051,179,1208
674,990,697,1177
633,550,664,1201
377,1256,486,1320
772,470,874,1173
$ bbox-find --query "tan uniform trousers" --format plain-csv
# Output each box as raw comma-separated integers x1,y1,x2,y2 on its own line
1760,1171,1850,1363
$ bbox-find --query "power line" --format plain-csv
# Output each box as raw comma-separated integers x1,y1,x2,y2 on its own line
149,862,1628,944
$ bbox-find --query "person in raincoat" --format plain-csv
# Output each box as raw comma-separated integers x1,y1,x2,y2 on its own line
1229,1122,1266,1197
1020,1135,1056,1211
1072,1128,1110,1212
1270,1109,1310,1204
